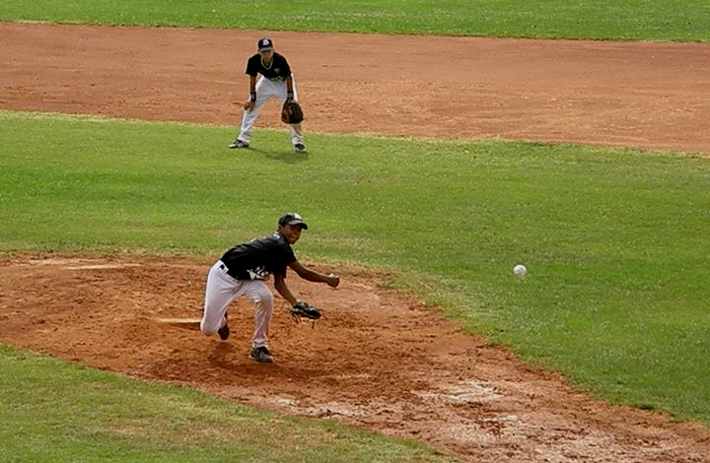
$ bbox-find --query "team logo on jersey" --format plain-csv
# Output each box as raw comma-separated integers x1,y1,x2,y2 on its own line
247,266,269,280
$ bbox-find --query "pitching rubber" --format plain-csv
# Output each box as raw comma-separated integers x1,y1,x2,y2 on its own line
155,318,201,330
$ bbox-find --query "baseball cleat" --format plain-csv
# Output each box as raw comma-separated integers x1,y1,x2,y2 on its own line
249,346,274,363
294,143,307,154
217,315,230,340
228,139,249,149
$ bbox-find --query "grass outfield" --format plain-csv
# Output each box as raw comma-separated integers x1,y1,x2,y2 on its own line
2,111,710,428
0,0,709,41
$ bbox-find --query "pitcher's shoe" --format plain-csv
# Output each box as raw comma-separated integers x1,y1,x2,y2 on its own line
217,315,230,341
249,346,274,363
294,143,307,154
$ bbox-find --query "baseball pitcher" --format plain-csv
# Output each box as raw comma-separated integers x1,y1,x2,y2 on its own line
200,213,339,363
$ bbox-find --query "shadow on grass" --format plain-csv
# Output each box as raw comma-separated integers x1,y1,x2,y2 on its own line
263,148,310,164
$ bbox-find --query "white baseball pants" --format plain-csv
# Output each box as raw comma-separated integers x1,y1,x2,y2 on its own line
236,75,304,146
200,261,274,348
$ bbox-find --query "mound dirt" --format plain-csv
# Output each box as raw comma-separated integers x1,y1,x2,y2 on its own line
1,254,708,463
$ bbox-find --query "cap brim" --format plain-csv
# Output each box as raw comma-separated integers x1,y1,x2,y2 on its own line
285,220,308,229
258,47,274,51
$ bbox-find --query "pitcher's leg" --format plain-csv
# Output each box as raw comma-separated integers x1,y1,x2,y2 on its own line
200,262,238,335
243,281,274,348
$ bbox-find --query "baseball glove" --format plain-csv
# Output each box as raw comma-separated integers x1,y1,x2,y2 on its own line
290,301,321,324
281,100,304,124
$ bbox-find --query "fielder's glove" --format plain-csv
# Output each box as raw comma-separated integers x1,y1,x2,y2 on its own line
290,301,321,324
281,100,304,124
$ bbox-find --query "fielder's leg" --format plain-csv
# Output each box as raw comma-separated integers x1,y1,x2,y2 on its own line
234,77,276,145
280,76,306,149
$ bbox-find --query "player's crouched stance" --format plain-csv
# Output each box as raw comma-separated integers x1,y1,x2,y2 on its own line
229,37,307,154
200,213,340,363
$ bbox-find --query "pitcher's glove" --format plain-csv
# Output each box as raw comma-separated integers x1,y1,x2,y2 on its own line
290,301,321,324
281,100,304,124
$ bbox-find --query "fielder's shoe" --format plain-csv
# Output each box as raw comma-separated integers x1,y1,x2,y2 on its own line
228,139,249,149
249,346,274,363
294,143,307,154
217,315,230,341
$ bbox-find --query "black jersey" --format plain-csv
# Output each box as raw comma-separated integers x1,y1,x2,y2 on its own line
220,232,296,280
245,52,292,81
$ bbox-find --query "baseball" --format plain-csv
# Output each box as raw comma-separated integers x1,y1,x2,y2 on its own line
513,264,527,278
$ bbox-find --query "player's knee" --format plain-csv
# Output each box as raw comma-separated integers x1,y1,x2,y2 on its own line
200,319,218,336
256,284,274,300
253,289,274,309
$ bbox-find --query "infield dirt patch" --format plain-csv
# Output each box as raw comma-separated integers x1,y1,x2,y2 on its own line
1,23,710,463
2,22,710,153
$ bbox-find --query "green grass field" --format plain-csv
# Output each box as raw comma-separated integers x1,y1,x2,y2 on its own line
2,1,710,461
1,0,709,41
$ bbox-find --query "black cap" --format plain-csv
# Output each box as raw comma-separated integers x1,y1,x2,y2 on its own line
258,37,274,51
278,212,308,229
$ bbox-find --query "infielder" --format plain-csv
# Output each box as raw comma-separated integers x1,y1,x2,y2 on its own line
229,37,307,154
200,212,340,363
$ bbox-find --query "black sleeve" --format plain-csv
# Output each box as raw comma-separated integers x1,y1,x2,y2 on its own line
245,54,260,76
272,243,296,276
279,56,292,79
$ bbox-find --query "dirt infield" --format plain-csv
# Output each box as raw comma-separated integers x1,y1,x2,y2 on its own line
2,22,710,153
2,23,710,463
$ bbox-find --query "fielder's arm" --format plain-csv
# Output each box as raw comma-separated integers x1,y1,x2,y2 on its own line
286,75,294,99
244,75,258,110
